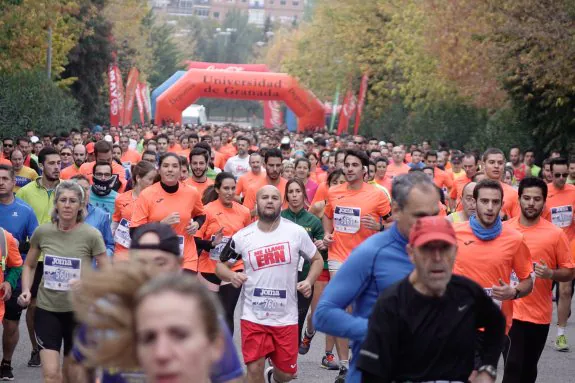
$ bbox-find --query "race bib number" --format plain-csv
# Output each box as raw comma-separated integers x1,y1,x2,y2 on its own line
43,255,81,291
510,271,519,288
178,236,185,256
114,218,131,248
252,288,287,320
333,206,361,234
551,205,573,228
483,288,502,309
209,236,230,261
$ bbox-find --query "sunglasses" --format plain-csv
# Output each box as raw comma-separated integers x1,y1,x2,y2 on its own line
554,173,569,178
60,153,72,156
3,144,13,147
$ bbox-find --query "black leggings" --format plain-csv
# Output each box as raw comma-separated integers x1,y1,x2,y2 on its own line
200,271,242,335
502,319,549,383
297,287,314,340
218,283,241,335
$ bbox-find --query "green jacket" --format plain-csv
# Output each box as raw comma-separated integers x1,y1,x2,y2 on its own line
281,208,327,279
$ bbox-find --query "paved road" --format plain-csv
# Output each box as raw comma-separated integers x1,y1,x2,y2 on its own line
7,297,575,382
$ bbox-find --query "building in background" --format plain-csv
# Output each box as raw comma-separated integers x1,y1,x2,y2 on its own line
152,0,305,26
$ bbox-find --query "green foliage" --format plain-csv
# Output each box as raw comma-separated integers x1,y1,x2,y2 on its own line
146,12,184,89
62,0,114,125
0,71,81,137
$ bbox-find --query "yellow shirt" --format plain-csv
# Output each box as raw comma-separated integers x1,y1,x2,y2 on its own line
13,167,38,192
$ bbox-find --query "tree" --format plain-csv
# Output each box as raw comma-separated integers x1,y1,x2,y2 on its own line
0,0,84,77
145,12,184,89
0,70,81,136
62,0,114,125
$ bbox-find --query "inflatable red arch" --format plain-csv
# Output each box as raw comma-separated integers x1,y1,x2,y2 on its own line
154,69,325,132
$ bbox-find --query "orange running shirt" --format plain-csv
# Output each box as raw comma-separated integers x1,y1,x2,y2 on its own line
385,163,410,185
310,182,329,207
500,181,520,219
0,230,23,321
131,182,204,271
542,184,575,242
60,164,82,180
120,149,141,165
196,199,251,273
243,177,288,212
325,183,391,262
185,178,214,199
112,190,138,260
433,167,454,191
453,222,533,333
449,175,472,211
213,151,226,170
236,171,266,197
506,217,573,324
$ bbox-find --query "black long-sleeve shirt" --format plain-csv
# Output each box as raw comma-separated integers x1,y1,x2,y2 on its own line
357,274,505,383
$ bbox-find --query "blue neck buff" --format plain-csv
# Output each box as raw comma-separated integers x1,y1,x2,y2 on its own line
469,214,502,241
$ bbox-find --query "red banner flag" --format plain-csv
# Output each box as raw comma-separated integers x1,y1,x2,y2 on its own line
108,64,122,127
135,82,146,124
337,88,356,135
115,66,125,126
353,74,369,135
123,68,140,125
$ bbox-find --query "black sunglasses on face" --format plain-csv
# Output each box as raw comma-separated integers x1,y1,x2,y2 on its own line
554,173,569,178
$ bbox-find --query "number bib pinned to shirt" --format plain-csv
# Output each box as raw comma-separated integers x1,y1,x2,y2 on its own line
550,205,573,228
252,288,287,320
209,236,230,261
114,218,131,248
43,255,82,291
333,206,361,234
483,288,502,309
178,236,185,256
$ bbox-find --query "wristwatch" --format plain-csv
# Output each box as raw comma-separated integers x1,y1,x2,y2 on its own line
478,365,497,379
513,288,521,300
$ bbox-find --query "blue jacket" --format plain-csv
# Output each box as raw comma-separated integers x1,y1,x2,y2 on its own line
313,223,414,383
85,204,114,257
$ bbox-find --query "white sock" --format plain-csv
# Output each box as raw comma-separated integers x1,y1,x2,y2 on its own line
305,328,316,337
340,360,349,369
558,326,566,336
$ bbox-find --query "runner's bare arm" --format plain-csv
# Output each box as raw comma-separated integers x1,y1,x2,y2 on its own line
94,252,109,269
305,251,323,287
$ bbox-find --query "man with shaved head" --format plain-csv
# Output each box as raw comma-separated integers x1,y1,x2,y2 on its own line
217,183,324,383
61,144,86,180
447,182,477,223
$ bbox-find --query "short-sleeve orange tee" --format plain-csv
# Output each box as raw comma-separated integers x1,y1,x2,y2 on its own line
324,183,391,262
196,199,251,273
505,217,574,324
453,222,533,333
131,182,204,271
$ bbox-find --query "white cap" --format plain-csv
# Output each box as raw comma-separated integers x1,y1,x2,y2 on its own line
104,135,113,143
379,141,386,146
304,137,315,144
280,136,291,145
30,136,39,143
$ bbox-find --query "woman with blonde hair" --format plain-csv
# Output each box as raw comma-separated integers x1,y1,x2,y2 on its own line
73,265,225,383
18,180,108,383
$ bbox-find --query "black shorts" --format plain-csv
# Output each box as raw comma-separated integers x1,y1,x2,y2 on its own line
34,307,77,355
31,262,44,299
3,288,23,322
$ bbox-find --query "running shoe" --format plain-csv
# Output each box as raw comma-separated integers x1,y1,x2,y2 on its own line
555,335,570,352
27,349,41,367
0,361,13,381
321,352,339,370
264,366,274,383
298,330,315,355
334,365,348,383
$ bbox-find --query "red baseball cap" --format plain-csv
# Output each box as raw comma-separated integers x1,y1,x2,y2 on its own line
409,216,457,247
86,142,95,154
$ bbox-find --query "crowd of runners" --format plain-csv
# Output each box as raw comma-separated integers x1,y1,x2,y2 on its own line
0,123,574,383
